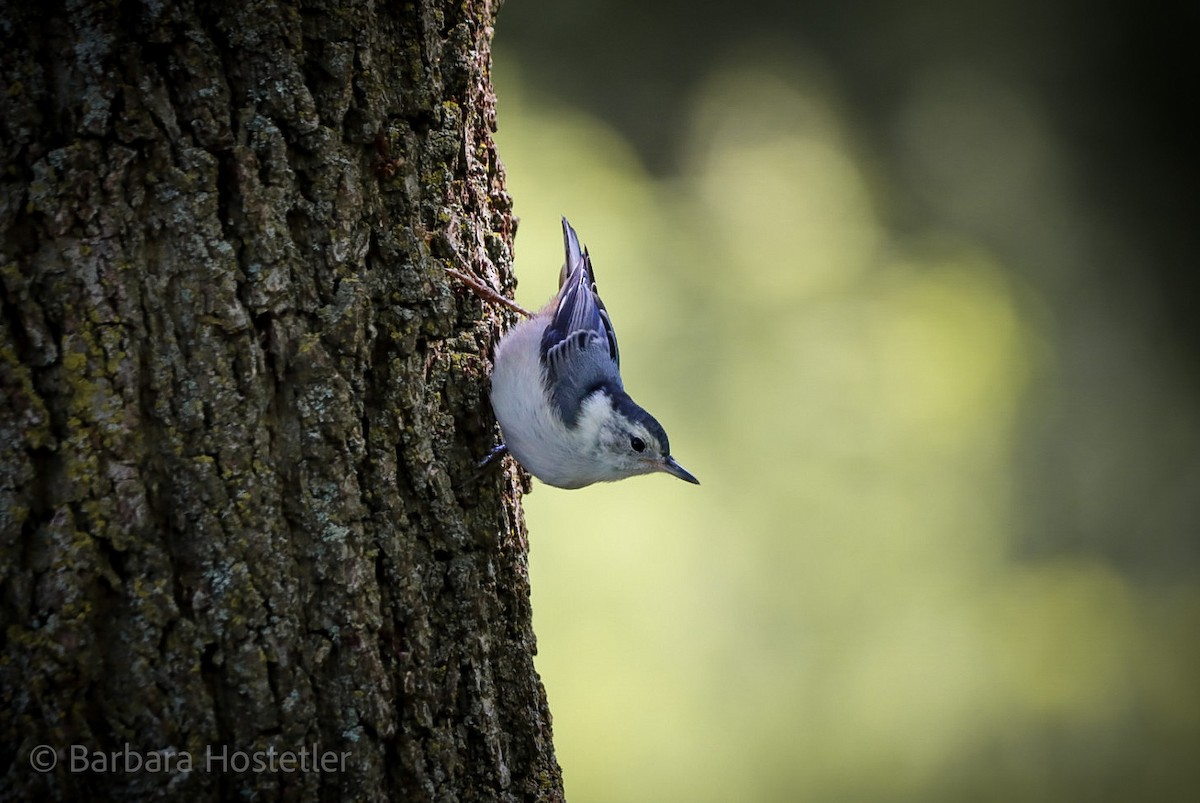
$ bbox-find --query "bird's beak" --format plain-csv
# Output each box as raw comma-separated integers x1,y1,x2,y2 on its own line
660,456,700,485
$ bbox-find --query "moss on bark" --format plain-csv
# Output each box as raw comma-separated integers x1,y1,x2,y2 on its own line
0,1,561,799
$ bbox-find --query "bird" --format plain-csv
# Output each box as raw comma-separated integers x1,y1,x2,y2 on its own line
449,217,699,489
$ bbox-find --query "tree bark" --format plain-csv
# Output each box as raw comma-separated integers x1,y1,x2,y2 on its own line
0,0,562,800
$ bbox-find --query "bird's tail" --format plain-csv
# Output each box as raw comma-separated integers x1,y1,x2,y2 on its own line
560,216,587,288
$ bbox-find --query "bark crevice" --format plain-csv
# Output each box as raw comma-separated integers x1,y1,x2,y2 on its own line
1,1,560,800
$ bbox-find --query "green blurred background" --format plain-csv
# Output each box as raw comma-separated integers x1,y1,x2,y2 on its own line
489,1,1199,800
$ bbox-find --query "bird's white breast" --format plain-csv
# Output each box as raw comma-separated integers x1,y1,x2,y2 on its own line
490,315,606,489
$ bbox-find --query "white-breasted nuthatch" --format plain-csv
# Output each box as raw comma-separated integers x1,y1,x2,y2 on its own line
450,218,698,489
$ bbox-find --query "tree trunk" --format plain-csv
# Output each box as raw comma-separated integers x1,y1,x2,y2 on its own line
0,0,562,800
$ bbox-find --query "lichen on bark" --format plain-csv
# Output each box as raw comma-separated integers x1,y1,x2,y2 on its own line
1,1,561,800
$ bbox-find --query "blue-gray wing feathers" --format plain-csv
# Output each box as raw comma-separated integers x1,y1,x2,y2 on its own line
540,218,622,425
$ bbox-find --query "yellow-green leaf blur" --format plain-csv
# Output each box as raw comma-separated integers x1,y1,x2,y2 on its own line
492,46,1199,803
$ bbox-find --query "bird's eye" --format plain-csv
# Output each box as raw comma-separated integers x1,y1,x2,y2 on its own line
630,436,646,453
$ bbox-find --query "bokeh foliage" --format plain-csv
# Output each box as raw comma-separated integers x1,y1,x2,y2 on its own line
490,4,1199,800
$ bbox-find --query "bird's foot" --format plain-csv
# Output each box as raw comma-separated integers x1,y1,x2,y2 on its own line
445,266,532,318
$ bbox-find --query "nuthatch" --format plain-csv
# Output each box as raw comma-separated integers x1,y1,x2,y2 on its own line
449,218,698,489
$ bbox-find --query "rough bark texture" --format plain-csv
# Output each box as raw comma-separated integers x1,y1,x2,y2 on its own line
0,0,562,800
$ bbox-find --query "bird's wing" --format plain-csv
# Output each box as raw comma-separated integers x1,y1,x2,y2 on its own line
539,218,622,425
